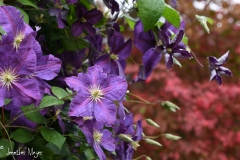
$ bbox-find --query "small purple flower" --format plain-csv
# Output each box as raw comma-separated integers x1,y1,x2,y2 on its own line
71,4,103,37
95,31,132,77
78,119,115,160
113,113,143,160
208,51,232,85
133,21,191,82
65,65,128,126
52,0,66,28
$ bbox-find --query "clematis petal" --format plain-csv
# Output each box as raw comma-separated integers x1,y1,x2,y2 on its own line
36,54,61,80
217,51,229,65
95,54,112,74
118,102,126,119
94,99,116,126
215,74,222,85
100,129,115,151
218,66,232,76
83,22,96,37
0,88,6,107
65,76,89,92
172,49,192,59
68,93,93,117
102,75,127,101
170,30,184,49
93,143,106,160
114,39,132,60
84,9,103,25
165,53,174,70
11,78,41,106
71,21,84,37
210,69,217,81
134,31,156,54
66,0,78,4
159,30,170,46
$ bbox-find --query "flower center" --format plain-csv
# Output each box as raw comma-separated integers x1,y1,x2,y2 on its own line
13,31,25,50
110,54,119,60
83,116,93,121
0,68,19,89
215,67,219,70
93,129,103,144
88,85,103,102
167,48,172,53
80,17,87,23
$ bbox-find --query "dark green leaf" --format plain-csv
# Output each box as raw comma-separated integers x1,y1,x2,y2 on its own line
38,95,64,109
51,86,70,100
17,0,38,9
0,139,15,158
21,105,49,124
163,4,180,28
40,126,66,150
138,0,165,31
4,99,11,105
84,148,97,160
10,128,34,143
62,38,89,51
45,142,70,156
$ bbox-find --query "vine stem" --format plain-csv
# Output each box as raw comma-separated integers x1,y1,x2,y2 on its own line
1,106,6,138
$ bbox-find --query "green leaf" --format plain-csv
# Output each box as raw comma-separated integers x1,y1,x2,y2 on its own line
84,148,97,160
17,0,39,9
0,0,4,6
38,95,64,109
10,128,34,143
163,4,180,28
45,142,70,156
137,0,165,31
0,139,15,158
21,105,49,124
40,126,66,150
15,6,29,24
196,15,214,34
4,99,11,105
51,86,70,100
62,38,89,51
0,26,6,41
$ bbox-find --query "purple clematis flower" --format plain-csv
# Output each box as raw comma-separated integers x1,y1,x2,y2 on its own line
52,0,66,28
113,113,143,160
95,31,132,77
0,6,61,106
71,4,103,37
103,0,120,14
207,51,232,85
133,21,191,82
77,119,115,160
65,65,128,126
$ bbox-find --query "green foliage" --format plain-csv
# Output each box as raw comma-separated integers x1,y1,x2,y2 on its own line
40,126,66,150
21,105,49,124
137,0,165,31
38,95,64,109
163,4,180,28
196,15,214,34
10,128,34,143
62,38,89,51
51,86,71,100
17,0,38,9
0,139,15,158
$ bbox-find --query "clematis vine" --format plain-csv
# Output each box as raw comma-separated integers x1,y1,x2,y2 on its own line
207,51,232,85
65,65,127,126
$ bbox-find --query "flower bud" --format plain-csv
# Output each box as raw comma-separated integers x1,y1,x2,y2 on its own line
146,157,152,160
146,119,160,128
165,134,181,140
160,101,180,112
119,134,134,143
145,138,162,147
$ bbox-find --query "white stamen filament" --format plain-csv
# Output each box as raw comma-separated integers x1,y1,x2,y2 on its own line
0,67,19,90
88,85,104,102
93,129,103,144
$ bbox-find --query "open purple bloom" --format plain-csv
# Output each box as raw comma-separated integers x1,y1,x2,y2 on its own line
208,51,232,85
133,21,191,82
71,4,103,37
103,0,119,14
0,6,61,106
95,31,132,77
65,65,127,126
78,119,115,160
